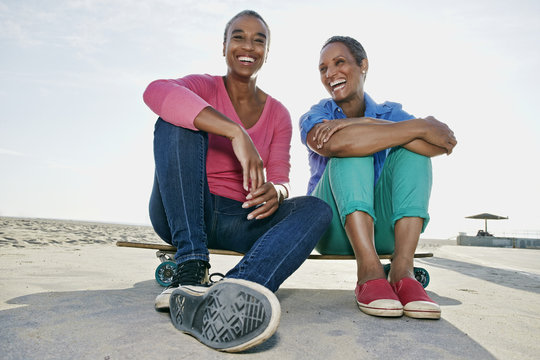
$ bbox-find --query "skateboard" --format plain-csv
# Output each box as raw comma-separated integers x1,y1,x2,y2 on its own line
116,241,432,288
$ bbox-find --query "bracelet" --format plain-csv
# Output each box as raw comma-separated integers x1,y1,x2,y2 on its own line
270,182,288,205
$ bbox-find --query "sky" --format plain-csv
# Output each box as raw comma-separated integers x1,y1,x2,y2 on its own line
1,0,539,239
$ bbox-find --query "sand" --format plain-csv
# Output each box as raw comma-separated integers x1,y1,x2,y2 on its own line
1,216,539,359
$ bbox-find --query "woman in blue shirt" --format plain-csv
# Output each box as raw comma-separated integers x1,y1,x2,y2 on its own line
299,36,457,319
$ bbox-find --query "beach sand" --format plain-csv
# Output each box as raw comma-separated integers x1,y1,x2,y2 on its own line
1,217,539,359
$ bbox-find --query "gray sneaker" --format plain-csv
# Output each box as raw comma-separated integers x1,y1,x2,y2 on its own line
155,259,210,311
169,278,280,352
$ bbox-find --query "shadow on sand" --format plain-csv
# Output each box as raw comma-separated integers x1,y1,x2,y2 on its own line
0,281,495,359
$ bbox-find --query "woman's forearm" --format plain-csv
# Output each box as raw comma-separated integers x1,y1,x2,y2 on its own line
193,107,265,192
309,116,456,157
368,117,453,156
313,119,426,157
193,106,244,139
402,139,448,157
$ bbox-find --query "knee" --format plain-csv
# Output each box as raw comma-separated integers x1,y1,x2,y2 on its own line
328,156,373,172
298,196,333,225
391,147,431,166
389,147,432,178
316,197,333,225
154,118,205,142
326,157,375,189
153,118,178,145
154,117,175,135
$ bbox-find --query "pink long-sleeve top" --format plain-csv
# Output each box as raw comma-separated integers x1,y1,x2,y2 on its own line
143,74,292,203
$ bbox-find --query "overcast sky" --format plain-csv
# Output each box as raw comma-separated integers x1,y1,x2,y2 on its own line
1,0,539,239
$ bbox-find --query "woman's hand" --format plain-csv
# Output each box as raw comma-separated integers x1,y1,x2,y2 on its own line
312,119,352,149
242,182,279,220
230,128,265,192
421,116,457,155
192,107,265,192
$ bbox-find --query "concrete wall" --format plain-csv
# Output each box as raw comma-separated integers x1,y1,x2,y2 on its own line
457,235,540,249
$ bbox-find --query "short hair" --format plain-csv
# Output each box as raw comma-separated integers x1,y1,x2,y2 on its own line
223,10,271,49
322,36,367,66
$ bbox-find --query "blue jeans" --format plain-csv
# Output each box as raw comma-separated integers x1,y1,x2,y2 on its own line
149,119,332,292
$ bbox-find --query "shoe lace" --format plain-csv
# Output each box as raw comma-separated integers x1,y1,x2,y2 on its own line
209,272,225,284
171,259,210,287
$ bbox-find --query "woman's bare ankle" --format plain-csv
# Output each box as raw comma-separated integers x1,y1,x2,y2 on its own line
387,255,415,284
357,262,386,285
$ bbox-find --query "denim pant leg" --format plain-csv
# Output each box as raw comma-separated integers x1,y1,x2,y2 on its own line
374,147,432,254
149,118,212,263
212,195,332,292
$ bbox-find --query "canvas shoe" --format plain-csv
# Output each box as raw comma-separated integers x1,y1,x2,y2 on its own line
169,278,281,352
155,259,210,311
355,278,403,317
392,277,441,319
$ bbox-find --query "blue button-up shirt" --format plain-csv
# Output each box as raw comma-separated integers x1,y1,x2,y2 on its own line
299,93,414,195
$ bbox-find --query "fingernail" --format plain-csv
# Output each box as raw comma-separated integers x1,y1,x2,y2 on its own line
242,203,248,208
246,194,252,200
247,214,253,220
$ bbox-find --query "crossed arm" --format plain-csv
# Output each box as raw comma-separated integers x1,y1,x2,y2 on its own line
306,116,457,158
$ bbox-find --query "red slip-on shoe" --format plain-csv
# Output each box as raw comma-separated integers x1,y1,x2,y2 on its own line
392,277,441,319
355,278,403,317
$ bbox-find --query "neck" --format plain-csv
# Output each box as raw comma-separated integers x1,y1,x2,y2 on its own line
224,72,258,102
337,91,365,118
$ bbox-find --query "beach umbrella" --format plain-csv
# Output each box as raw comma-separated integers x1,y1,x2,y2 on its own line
465,213,508,233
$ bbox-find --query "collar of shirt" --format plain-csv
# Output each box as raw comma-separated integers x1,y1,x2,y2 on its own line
322,92,393,119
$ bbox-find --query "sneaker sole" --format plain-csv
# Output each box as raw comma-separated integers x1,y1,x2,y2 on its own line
169,278,280,352
356,301,403,317
403,300,441,319
403,309,441,319
155,287,175,311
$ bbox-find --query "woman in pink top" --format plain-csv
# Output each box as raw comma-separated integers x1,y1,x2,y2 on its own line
143,10,331,352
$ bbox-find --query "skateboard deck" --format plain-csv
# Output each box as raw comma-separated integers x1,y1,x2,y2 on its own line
116,241,432,287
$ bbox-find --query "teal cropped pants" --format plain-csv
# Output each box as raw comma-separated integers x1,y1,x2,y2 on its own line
312,147,432,255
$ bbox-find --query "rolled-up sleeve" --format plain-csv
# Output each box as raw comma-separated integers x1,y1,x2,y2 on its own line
143,76,213,131
299,101,329,146
266,106,292,184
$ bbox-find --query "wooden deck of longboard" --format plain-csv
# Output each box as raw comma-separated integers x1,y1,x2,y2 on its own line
116,241,433,260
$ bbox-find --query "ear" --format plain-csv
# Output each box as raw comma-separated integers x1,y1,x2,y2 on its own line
222,42,226,57
361,58,369,74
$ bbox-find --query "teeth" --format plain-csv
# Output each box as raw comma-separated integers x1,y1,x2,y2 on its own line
330,79,346,87
238,56,255,63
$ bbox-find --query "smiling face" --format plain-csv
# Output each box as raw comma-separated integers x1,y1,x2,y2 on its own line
319,42,368,104
223,15,269,79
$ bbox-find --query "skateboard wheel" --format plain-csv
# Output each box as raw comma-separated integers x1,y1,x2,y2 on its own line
155,261,177,287
383,263,391,277
383,264,430,288
414,267,430,288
